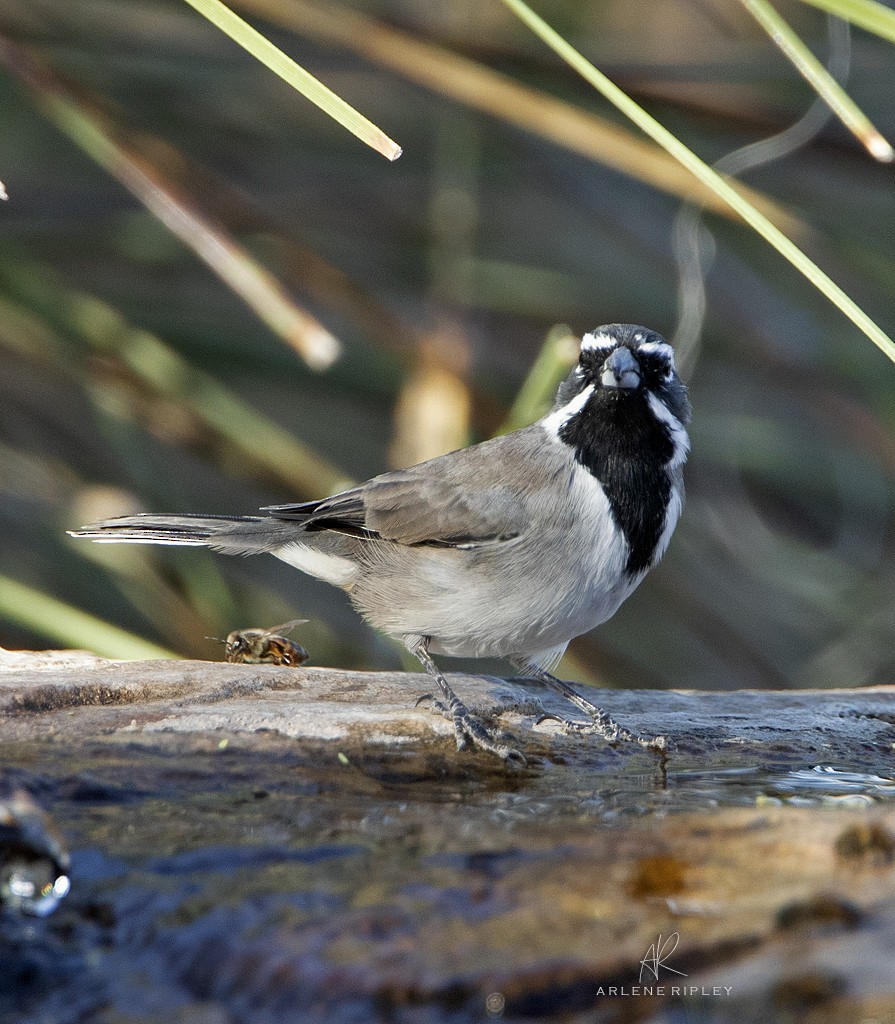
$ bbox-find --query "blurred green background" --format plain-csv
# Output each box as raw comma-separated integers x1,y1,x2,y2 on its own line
0,0,893,690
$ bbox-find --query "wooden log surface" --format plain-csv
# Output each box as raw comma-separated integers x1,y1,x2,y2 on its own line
1,648,894,1023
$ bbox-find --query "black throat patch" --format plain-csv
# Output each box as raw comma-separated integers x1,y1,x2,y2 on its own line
559,390,675,576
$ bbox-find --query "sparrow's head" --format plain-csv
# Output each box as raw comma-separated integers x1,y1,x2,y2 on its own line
544,324,691,577
551,324,690,431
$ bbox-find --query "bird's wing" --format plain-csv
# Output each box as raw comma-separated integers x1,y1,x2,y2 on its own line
263,437,533,548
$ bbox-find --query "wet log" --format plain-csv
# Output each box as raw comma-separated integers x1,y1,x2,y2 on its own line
1,648,893,1023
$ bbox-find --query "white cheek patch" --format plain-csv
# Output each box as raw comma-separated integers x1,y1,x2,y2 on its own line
647,392,690,467
275,543,358,585
541,384,594,438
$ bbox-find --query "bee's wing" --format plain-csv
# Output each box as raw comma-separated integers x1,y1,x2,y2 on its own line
263,618,310,637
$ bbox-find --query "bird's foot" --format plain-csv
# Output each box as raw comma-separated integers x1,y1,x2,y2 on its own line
510,661,667,756
537,707,666,754
415,694,526,766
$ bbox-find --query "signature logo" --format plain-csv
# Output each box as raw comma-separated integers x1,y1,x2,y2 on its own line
639,933,687,983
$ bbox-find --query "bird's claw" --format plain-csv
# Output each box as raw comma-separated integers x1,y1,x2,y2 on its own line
415,692,450,716
535,710,562,727
416,693,525,765
537,710,666,754
450,708,526,764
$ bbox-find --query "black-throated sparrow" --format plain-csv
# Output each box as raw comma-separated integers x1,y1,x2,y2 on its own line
71,324,691,763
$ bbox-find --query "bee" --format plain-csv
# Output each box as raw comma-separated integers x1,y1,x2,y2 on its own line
208,619,310,666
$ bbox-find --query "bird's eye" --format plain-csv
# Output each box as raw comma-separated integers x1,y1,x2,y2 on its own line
650,357,674,382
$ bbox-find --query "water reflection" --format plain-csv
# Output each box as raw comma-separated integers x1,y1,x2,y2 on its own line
458,760,895,823
0,790,71,917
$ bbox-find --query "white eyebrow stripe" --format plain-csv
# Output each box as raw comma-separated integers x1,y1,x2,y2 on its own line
541,384,595,437
637,340,675,364
580,331,616,352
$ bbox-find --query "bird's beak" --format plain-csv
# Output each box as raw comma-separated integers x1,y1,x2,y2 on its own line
600,347,641,390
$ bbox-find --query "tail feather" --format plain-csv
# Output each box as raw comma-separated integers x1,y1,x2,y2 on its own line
68,513,296,555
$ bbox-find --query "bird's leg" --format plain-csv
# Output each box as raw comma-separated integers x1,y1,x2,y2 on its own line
511,660,666,754
406,637,525,765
